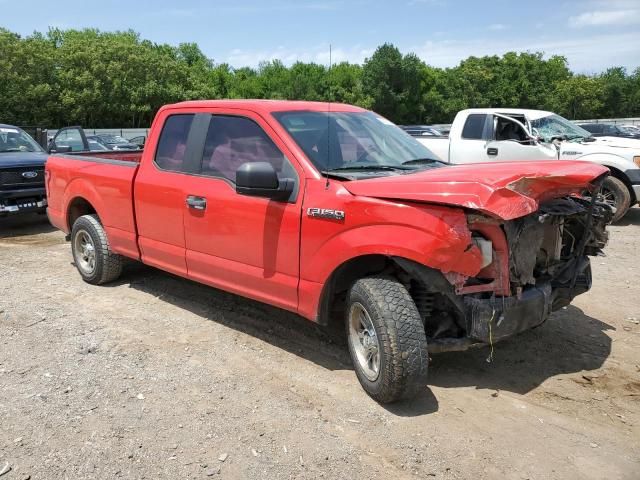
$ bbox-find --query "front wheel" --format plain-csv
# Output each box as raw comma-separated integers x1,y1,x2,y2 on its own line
600,176,631,223
71,214,123,285
346,276,429,403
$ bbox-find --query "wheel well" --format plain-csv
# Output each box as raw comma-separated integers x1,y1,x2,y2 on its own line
317,255,466,340
605,166,636,203
67,197,97,230
317,255,395,328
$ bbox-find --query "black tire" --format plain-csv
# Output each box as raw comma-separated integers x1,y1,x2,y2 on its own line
346,276,429,403
601,176,631,223
71,214,123,284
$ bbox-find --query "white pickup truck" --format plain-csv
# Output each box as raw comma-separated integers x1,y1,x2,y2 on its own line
415,108,640,221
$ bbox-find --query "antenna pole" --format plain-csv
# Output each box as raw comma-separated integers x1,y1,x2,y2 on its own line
325,44,332,189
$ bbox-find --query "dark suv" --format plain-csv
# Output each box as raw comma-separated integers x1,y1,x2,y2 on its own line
0,124,48,217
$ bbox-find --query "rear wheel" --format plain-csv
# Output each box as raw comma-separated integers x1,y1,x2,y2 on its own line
71,214,122,284
600,176,631,223
346,276,429,403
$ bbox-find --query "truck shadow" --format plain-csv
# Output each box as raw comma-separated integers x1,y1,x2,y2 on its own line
615,206,640,226
116,263,612,416
117,263,352,371
428,306,612,395
0,213,55,238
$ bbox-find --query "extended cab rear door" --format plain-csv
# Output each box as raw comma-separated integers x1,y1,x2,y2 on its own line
133,112,200,276
180,109,304,312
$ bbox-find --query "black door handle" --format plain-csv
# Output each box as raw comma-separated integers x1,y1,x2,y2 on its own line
487,147,498,156
186,195,207,210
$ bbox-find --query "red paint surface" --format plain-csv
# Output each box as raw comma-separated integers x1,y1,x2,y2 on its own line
46,100,608,322
344,161,609,220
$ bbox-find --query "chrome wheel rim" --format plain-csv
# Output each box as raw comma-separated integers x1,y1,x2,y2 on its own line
74,230,96,275
584,188,617,214
599,188,618,211
348,302,381,381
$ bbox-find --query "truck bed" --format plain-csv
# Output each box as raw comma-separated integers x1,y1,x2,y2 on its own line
46,150,142,259
414,136,449,162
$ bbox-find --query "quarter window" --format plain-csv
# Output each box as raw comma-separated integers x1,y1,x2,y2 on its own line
201,115,288,183
155,114,195,172
461,114,488,140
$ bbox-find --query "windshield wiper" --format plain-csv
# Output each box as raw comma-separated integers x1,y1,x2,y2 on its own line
326,165,412,172
0,148,23,153
401,158,442,166
320,171,354,180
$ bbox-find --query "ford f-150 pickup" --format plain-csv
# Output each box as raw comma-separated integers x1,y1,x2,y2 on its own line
46,100,611,403
414,108,640,222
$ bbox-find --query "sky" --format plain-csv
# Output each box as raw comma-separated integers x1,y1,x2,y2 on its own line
2,0,640,73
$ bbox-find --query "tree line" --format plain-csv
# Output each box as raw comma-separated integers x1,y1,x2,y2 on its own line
1,27,639,129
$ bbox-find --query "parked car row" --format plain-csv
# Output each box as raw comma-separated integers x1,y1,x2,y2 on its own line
400,125,446,137
47,128,144,153
1,125,146,217
578,122,640,139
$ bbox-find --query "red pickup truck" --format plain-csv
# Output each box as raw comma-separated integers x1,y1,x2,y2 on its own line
46,100,611,403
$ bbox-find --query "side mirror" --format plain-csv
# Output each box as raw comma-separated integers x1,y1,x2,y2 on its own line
236,162,294,201
48,145,72,154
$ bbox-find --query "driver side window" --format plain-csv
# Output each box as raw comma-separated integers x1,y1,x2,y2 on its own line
200,115,289,183
494,117,532,144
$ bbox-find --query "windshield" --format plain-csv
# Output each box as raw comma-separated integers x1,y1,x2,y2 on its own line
0,126,44,153
273,111,440,172
530,114,592,142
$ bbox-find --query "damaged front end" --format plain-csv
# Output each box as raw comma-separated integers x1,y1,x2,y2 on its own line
462,194,611,346
403,179,612,353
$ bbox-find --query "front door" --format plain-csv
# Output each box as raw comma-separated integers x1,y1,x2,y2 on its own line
484,114,557,162
182,111,303,312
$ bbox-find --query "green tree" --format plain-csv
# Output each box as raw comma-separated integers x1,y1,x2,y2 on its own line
550,75,605,119
0,29,636,128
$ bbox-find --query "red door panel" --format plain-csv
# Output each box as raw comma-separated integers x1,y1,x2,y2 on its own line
184,177,301,311
134,167,188,276
182,109,304,312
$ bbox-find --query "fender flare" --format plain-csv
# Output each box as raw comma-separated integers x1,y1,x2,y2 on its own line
575,152,636,173
302,224,483,285
62,177,107,231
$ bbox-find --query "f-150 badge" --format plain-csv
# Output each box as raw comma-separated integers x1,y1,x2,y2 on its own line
307,208,345,221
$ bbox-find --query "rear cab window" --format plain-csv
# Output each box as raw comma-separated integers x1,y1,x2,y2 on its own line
461,114,489,140
154,114,195,172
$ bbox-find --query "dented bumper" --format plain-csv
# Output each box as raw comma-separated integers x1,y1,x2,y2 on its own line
464,263,592,345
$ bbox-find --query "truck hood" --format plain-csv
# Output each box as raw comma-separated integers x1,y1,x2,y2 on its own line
0,151,47,168
587,136,640,149
342,161,609,220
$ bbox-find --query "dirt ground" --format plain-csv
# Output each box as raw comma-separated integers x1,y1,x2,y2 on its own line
1,210,639,480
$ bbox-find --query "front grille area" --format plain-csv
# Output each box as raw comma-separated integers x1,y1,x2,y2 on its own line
0,167,45,189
